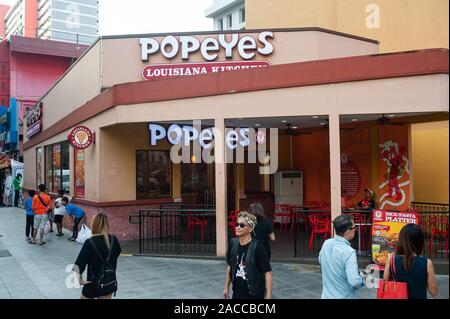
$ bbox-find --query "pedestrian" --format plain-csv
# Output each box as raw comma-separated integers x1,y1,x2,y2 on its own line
249,202,275,259
13,173,22,207
223,211,272,299
61,197,86,242
30,184,52,245
24,189,35,241
45,187,54,232
383,223,438,299
319,214,366,299
73,213,121,299
54,190,66,237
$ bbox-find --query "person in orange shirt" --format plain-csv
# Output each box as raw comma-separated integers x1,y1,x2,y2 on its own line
30,184,53,245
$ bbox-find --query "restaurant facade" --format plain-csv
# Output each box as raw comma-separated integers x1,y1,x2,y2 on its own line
22,28,449,257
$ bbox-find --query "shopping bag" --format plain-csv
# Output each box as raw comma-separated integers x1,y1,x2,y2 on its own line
377,254,408,299
76,224,92,244
44,221,50,235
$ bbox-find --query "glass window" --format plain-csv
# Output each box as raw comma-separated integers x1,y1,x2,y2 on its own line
240,8,245,23
218,18,223,31
136,150,172,199
45,142,70,193
181,162,215,205
244,155,271,193
227,14,232,29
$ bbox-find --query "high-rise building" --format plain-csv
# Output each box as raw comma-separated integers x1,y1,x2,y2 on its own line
205,0,245,31
0,5,11,40
37,0,98,45
3,0,98,45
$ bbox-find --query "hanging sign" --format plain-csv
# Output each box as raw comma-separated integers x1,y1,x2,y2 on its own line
68,126,95,149
26,102,43,138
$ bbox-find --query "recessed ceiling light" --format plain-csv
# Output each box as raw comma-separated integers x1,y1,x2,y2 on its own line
255,124,261,127
352,119,358,122
388,114,395,118
313,116,319,119
320,122,326,126
281,120,287,123
292,126,298,129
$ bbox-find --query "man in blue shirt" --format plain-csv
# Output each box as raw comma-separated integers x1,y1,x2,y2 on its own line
319,214,366,299
25,190,35,241
61,197,86,242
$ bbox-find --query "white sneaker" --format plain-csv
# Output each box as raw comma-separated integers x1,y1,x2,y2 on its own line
26,236,31,241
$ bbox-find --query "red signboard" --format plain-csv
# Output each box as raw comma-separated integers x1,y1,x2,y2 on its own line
26,102,43,138
68,126,94,149
142,61,271,81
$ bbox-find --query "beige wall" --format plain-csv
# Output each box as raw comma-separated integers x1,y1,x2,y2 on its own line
412,121,449,203
246,0,449,53
100,31,377,88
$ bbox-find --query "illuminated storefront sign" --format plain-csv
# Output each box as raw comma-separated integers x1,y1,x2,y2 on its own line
26,102,43,138
68,126,95,149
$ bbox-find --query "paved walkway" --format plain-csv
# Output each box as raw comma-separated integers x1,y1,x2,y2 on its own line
0,207,448,299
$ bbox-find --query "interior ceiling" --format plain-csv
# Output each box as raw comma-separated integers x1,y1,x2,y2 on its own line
155,112,446,130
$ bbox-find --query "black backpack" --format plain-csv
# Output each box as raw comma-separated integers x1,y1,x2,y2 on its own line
88,236,118,296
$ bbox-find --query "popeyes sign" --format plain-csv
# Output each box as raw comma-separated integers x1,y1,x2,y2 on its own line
140,32,274,80
68,126,95,149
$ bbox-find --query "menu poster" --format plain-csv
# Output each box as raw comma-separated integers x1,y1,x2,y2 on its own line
74,148,85,197
341,160,361,199
371,210,419,265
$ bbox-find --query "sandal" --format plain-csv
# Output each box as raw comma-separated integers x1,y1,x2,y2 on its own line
38,241,46,245
29,240,36,244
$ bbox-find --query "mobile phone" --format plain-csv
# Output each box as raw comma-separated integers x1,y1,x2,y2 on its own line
359,270,367,276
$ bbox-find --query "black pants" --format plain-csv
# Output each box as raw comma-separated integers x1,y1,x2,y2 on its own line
14,191,20,207
26,215,34,238
72,217,83,239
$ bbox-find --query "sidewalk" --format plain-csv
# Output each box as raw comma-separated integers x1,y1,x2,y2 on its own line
0,207,448,299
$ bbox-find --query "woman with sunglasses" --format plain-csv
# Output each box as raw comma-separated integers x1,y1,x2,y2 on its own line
223,211,273,300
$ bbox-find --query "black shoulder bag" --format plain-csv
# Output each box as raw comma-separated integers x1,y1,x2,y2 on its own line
37,195,52,214
88,236,118,296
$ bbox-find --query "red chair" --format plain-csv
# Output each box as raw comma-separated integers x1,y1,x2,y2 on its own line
185,215,209,242
272,204,293,234
430,215,449,257
308,214,331,253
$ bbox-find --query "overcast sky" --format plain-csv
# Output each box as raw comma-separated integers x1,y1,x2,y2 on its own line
0,0,214,35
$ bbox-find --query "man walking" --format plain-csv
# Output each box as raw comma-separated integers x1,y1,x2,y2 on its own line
30,184,52,245
13,173,22,207
319,214,366,299
223,211,272,299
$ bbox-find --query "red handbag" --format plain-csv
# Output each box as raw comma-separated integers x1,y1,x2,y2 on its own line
377,254,408,299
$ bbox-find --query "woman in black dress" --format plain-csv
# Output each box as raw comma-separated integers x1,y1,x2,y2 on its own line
383,223,438,299
249,202,275,259
73,213,121,299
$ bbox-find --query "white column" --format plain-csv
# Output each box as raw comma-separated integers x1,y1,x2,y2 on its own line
215,117,228,257
329,112,342,228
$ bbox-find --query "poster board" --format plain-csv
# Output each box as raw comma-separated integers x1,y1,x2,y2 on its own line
371,210,419,265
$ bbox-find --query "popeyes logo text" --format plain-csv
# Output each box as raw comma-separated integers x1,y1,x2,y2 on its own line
140,32,274,62
68,126,94,149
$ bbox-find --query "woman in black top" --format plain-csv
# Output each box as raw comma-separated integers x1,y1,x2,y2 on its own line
249,202,275,259
383,223,438,299
74,213,121,299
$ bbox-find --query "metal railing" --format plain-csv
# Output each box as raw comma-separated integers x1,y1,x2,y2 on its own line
412,202,449,213
130,206,216,256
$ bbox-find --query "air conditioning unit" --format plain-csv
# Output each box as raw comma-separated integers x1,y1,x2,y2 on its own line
274,171,304,206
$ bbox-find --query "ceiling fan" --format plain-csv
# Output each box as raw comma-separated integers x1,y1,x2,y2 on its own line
374,114,409,126
281,123,311,136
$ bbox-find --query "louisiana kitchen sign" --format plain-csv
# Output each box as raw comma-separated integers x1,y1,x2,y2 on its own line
68,126,95,149
140,32,274,80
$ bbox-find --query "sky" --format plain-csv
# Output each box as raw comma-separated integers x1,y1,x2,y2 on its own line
0,0,214,35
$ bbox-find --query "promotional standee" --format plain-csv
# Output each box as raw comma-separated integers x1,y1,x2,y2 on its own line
371,210,419,266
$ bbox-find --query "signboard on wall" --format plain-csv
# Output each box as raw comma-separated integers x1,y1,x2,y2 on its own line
26,102,43,138
68,126,95,149
371,210,419,266
74,148,85,197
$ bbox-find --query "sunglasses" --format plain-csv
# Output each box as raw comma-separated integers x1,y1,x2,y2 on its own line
235,223,249,229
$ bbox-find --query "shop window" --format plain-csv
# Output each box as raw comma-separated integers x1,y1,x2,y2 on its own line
239,8,245,23
36,147,42,188
45,142,70,193
181,162,215,205
227,14,232,29
136,150,171,199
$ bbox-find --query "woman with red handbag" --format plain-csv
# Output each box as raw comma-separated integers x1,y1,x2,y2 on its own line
382,224,439,299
